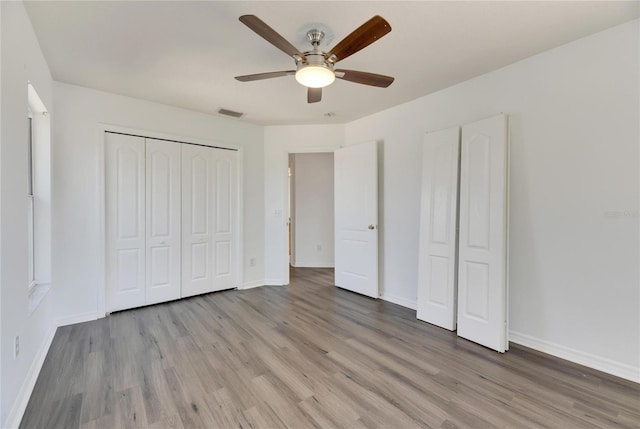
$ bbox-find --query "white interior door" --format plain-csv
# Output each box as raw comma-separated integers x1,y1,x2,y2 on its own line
211,149,238,292
457,114,509,352
181,144,214,298
334,141,378,298
417,126,461,331
145,138,181,305
106,133,146,312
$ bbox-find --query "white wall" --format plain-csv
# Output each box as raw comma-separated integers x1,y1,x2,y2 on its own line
345,20,639,380
52,82,266,322
263,124,345,284
0,2,56,425
292,153,334,268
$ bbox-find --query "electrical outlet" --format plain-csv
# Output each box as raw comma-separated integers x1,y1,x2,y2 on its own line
250,257,256,267
14,336,19,359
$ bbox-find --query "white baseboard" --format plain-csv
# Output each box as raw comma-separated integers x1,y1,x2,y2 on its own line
4,326,57,429
263,279,286,286
380,293,417,310
509,331,640,383
57,311,98,327
239,280,264,290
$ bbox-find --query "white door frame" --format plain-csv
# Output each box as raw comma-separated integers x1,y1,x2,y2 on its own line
97,124,243,317
279,146,340,286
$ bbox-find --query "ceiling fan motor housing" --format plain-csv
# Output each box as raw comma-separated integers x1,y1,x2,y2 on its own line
296,52,332,69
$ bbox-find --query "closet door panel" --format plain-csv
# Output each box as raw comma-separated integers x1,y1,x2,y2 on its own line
105,133,146,312
212,152,237,291
457,114,508,352
145,138,181,305
182,144,214,297
417,126,460,330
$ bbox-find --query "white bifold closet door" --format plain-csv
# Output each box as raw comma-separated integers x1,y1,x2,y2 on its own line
417,114,508,353
145,138,182,305
181,144,237,298
457,114,509,352
106,135,182,312
106,133,147,312
106,133,238,312
417,126,461,331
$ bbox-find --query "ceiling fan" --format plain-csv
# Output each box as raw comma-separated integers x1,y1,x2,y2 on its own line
235,15,394,103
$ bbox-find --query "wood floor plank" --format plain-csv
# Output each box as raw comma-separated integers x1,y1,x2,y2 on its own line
20,267,640,428
251,374,319,428
146,414,184,429
163,366,218,428
241,403,288,429
48,393,83,429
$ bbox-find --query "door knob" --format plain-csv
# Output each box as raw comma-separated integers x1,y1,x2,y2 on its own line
368,224,376,230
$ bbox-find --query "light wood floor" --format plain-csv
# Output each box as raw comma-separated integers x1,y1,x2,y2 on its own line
21,267,639,428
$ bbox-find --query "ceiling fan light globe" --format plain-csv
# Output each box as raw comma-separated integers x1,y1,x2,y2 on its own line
295,65,335,88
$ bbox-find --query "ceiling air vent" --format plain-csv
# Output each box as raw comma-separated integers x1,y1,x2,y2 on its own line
218,108,244,118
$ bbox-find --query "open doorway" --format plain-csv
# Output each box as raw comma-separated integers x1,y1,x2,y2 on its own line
288,152,335,284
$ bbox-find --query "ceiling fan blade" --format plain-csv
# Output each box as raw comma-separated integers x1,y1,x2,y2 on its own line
235,71,295,82
308,87,322,103
335,69,394,88
239,15,306,61
325,16,391,64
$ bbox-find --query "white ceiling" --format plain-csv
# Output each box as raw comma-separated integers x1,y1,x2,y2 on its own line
24,1,639,125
